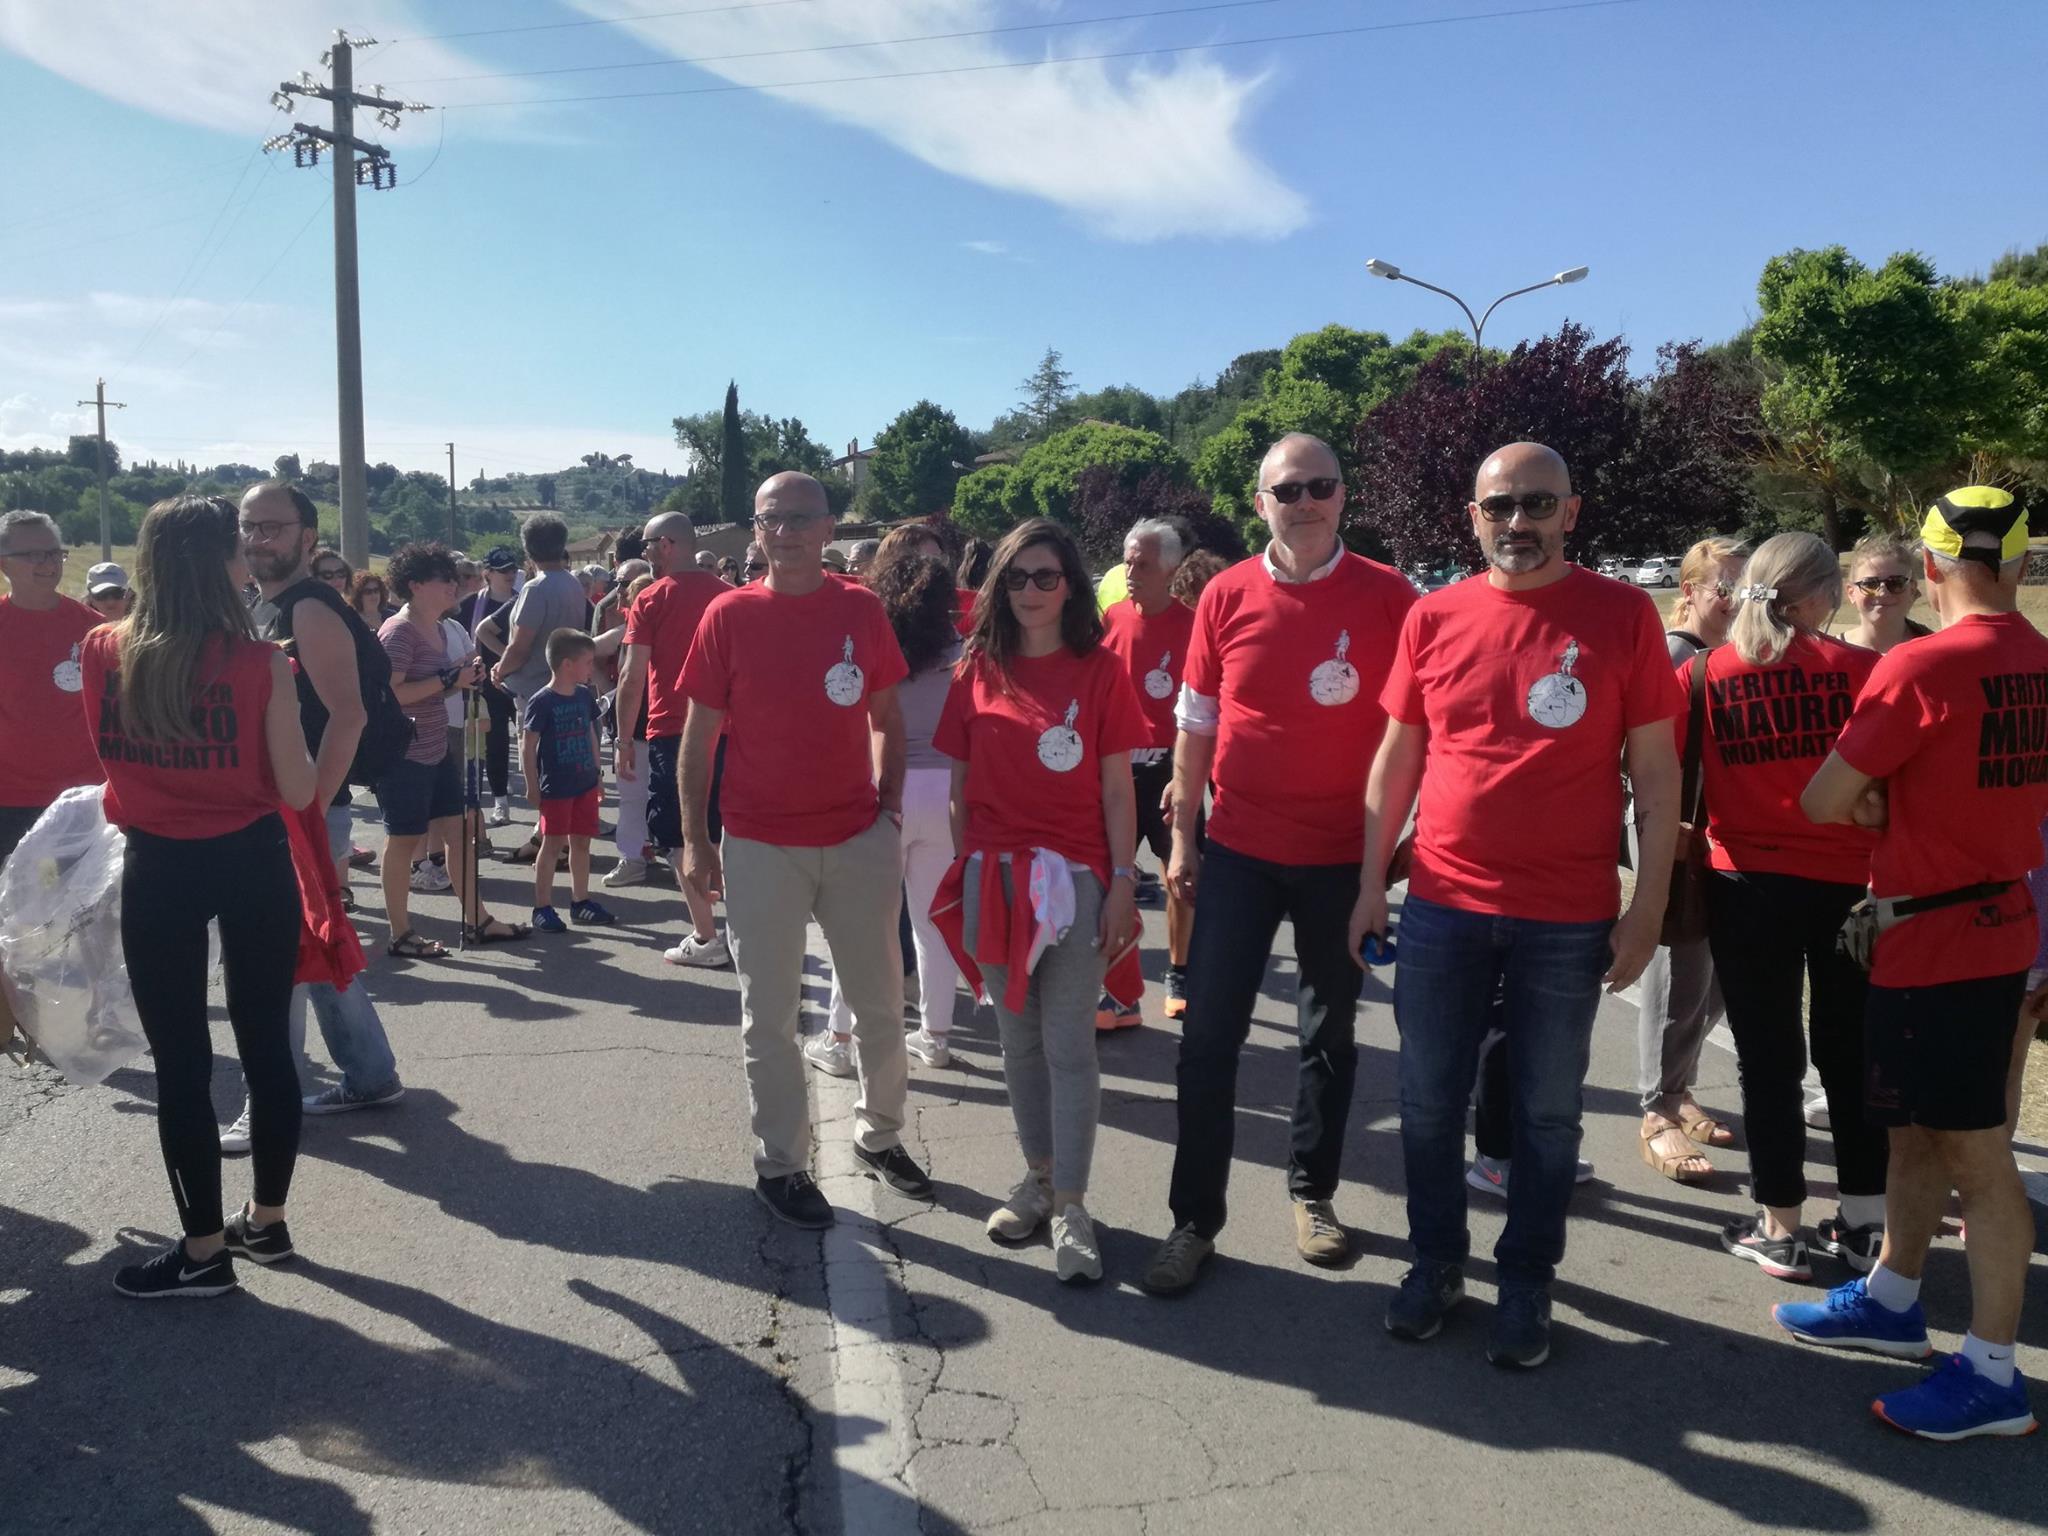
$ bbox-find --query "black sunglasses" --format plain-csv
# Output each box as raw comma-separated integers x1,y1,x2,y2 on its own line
1851,575,1911,595
1477,492,1562,522
1001,568,1065,593
1261,477,1341,505
315,565,348,580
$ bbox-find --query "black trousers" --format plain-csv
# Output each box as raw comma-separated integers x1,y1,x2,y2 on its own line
480,681,513,798
1706,868,1886,1208
122,814,303,1238
1168,839,1364,1237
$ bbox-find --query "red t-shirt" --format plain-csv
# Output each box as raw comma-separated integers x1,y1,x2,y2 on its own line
1184,551,1417,866
932,644,1153,876
1384,567,1682,922
680,578,909,847
954,590,979,638
1684,632,1877,883
0,595,103,808
1101,598,1197,750
82,630,281,839
1833,612,2048,987
625,571,727,738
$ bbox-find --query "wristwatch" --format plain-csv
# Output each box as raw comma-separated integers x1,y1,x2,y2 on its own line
1110,865,1136,884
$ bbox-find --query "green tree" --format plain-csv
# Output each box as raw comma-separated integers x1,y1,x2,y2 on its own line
272,452,302,481
535,474,556,509
951,420,1184,541
718,381,749,525
952,463,1019,542
865,400,975,521
1017,347,1074,435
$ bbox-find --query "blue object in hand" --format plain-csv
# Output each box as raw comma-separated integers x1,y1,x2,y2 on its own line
1360,930,1397,966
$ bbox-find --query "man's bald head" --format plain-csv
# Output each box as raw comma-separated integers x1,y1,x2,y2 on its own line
644,510,694,548
1474,442,1572,501
1259,433,1341,488
755,471,828,515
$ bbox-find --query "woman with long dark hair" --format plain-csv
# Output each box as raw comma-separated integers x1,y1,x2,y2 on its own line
932,519,1149,1283
82,495,318,1297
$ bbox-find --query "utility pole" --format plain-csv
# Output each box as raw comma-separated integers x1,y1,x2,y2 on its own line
266,33,428,568
74,379,127,561
446,442,459,547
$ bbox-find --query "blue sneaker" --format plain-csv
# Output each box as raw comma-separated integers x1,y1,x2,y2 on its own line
571,898,618,927
531,905,567,933
1873,1355,2038,1441
1772,1277,1931,1359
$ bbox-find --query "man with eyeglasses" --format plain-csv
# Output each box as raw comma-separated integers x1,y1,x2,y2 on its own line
1356,441,1681,1368
0,510,102,873
1142,433,1418,1295
677,472,928,1228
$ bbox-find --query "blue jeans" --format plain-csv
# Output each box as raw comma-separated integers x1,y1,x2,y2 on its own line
292,981,400,1097
1394,893,1610,1288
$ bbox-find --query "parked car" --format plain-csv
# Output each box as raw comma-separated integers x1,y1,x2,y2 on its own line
1630,555,1680,587
1598,556,1626,580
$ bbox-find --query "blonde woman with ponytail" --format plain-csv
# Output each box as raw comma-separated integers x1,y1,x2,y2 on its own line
1685,532,1888,1283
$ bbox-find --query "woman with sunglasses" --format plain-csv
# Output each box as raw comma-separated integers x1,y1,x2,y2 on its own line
311,549,352,593
1638,537,1747,1183
932,519,1150,1283
1685,532,1887,1282
1842,531,1933,655
81,495,319,1297
347,569,393,626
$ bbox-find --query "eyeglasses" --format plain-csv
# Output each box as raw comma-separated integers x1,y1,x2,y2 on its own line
753,510,829,533
1261,477,1341,505
1708,582,1736,600
314,565,348,581
1851,575,1911,595
239,518,297,542
1476,492,1562,522
2,547,65,568
1001,568,1065,593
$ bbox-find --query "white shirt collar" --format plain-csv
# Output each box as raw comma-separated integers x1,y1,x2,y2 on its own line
1261,540,1344,585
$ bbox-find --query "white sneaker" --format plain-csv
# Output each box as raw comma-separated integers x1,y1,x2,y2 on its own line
986,1170,1053,1242
1803,1093,1831,1130
220,1106,253,1155
602,858,647,888
1053,1203,1102,1284
487,802,514,828
905,1028,950,1068
802,1032,854,1079
663,932,731,968
409,858,451,893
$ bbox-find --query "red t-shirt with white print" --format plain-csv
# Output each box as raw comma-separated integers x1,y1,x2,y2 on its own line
1102,597,1196,751
1382,566,1682,922
932,643,1153,877
680,578,908,847
1833,612,2048,987
1183,551,1416,867
0,595,102,808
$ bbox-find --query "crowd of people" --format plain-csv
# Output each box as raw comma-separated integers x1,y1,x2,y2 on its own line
1,428,2045,1444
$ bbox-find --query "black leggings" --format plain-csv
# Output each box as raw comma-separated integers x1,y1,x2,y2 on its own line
122,814,303,1238
481,681,513,798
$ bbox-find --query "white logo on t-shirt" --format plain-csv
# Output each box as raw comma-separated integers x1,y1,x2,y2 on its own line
1309,629,1359,706
1037,699,1084,772
1143,650,1174,700
823,635,864,707
1527,639,1588,729
51,642,83,694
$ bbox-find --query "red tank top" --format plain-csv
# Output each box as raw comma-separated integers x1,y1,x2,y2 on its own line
82,630,281,838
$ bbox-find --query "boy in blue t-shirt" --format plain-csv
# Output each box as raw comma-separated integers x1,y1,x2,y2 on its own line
520,630,617,931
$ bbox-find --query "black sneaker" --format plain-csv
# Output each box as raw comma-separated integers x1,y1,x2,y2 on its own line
1813,1216,1882,1274
113,1241,238,1299
1162,967,1187,1021
755,1172,835,1230
1488,1286,1552,1369
854,1142,933,1200
1720,1213,1812,1281
224,1205,296,1265
1385,1260,1465,1341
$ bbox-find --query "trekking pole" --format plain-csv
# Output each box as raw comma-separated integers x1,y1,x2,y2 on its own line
461,684,483,952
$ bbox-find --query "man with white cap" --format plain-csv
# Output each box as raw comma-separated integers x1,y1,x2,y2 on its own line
84,561,131,622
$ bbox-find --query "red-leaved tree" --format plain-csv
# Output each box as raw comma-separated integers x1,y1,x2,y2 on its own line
1070,467,1248,570
1349,323,1759,575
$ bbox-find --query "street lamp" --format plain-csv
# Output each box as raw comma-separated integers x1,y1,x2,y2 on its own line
1364,258,1589,354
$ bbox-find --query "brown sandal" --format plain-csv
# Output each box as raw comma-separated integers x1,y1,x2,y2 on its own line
1677,1098,1736,1148
1642,1121,1713,1183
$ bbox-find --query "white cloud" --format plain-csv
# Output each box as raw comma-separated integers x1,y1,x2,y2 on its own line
960,239,1010,256
0,393,92,453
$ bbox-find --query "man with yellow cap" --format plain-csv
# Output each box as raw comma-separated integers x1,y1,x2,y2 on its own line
1784,486,2047,1439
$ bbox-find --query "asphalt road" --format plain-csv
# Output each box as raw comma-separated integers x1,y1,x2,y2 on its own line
4,802,2046,1534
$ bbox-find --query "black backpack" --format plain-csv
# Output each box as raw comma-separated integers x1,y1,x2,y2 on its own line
262,577,416,787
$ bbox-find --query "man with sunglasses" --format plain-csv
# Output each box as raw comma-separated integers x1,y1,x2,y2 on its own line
677,472,927,1229
1143,434,1418,1295
1357,441,1681,1368
0,510,102,873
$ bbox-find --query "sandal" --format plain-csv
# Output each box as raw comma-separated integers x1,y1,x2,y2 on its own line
464,916,531,945
1677,1096,1736,1148
387,929,448,960
1642,1121,1713,1183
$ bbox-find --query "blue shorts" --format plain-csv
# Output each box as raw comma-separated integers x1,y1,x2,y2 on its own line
646,733,723,852
375,753,464,837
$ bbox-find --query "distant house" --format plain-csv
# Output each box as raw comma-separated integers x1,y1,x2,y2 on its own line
565,528,627,563
831,438,877,494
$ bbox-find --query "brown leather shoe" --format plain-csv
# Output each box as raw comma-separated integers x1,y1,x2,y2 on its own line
1293,1198,1350,1267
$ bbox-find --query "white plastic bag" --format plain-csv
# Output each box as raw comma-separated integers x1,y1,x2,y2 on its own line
0,784,144,1084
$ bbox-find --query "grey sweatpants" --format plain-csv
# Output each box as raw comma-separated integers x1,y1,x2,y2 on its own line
1635,934,1724,1118
964,855,1108,1193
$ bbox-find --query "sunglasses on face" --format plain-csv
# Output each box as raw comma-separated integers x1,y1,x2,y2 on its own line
1852,575,1911,595
362,587,384,600
1261,477,1341,505
1001,568,1065,593
1707,582,1736,600
315,566,348,581
1476,492,1562,522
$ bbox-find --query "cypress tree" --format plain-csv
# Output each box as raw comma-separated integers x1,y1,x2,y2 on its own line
718,381,749,525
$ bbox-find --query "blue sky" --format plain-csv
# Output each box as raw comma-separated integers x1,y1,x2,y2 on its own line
2,0,2041,478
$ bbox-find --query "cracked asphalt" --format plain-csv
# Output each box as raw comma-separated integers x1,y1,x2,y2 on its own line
5,800,2047,1534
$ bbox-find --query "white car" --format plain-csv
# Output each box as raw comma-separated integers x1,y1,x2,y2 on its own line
1630,555,1680,588
1598,556,1626,580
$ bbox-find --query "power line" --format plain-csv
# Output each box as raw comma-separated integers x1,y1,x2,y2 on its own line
4,154,259,239
440,0,1647,111
122,146,267,368
388,0,1295,85
172,185,332,371
389,0,817,46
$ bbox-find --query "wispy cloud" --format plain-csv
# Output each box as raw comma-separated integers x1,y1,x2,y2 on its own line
960,239,1010,257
